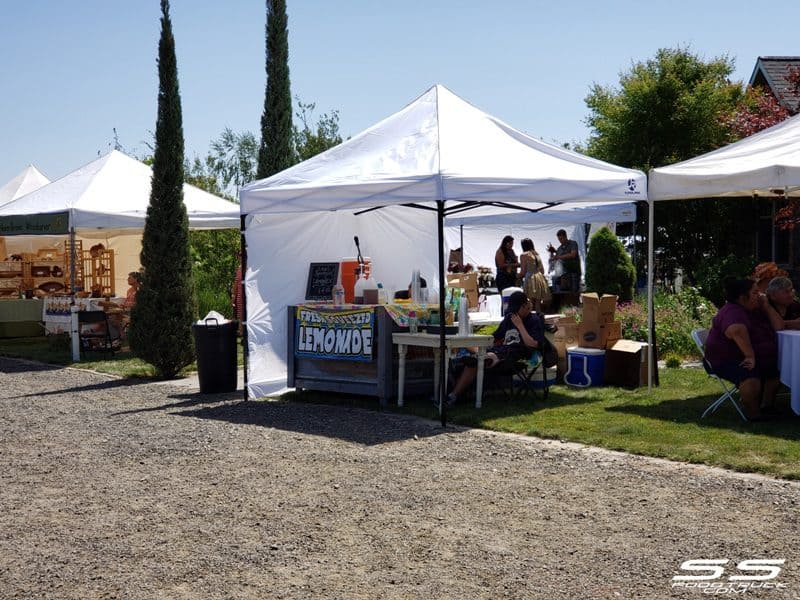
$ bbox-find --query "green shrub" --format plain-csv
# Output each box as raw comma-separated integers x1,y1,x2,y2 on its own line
663,353,682,368
585,226,636,302
693,255,754,308
615,287,711,359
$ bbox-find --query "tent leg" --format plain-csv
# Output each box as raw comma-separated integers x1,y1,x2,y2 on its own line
437,201,447,427
647,199,654,390
241,214,249,401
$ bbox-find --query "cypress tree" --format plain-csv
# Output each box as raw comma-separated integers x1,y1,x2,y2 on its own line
584,226,637,302
256,0,294,179
129,0,196,377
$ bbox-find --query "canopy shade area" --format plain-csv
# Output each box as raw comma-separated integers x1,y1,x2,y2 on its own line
649,112,800,200
0,150,239,295
0,165,50,207
240,84,647,405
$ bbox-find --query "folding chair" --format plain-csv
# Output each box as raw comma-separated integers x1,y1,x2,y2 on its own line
78,310,119,356
691,328,748,421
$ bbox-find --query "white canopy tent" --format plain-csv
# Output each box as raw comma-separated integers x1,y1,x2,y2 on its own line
647,112,800,381
0,150,240,293
649,112,800,201
240,84,646,401
0,165,50,207
0,165,51,259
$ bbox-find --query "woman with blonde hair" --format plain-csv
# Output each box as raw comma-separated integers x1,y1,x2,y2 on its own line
519,238,550,312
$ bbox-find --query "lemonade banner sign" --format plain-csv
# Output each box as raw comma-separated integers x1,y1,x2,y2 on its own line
295,306,374,361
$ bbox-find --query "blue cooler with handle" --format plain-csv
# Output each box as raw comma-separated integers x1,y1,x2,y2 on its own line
564,347,606,387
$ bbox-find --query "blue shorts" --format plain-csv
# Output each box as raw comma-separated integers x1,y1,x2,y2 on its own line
708,359,778,385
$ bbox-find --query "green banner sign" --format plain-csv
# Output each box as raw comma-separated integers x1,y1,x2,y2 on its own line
0,212,69,236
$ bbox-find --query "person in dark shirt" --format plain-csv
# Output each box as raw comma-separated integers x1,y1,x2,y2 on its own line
546,229,581,292
446,291,544,406
705,278,782,420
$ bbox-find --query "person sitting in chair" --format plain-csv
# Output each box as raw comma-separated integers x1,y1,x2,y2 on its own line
446,291,545,406
705,278,783,421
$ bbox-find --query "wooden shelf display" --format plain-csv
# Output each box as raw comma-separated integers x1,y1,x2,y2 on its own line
82,249,115,297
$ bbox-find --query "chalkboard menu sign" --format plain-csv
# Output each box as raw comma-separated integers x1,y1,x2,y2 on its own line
305,262,339,301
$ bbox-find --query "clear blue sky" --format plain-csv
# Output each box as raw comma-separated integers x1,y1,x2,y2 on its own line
1,0,799,187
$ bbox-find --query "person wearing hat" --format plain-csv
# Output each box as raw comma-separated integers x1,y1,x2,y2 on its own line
446,291,545,406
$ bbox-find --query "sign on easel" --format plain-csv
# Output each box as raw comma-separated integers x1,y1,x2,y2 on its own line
305,262,339,301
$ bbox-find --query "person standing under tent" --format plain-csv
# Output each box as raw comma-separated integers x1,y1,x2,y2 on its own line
494,235,519,292
547,229,581,292
519,238,550,313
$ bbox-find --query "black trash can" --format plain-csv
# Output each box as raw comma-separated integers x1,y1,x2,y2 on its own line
192,318,239,393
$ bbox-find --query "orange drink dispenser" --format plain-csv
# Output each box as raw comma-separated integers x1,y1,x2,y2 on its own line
340,257,371,303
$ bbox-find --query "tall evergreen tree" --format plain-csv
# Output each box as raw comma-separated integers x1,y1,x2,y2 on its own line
256,0,294,179
129,0,196,377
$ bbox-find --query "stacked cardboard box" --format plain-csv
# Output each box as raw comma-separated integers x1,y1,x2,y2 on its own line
577,293,621,349
446,272,479,310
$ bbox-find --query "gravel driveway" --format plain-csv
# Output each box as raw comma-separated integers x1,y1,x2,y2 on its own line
1,356,799,599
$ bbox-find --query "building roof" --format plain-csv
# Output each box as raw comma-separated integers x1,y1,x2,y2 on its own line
749,56,800,112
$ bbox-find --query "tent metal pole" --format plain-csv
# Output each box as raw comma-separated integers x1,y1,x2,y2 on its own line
69,227,77,296
437,201,447,427
647,199,654,390
459,224,463,265
240,214,249,401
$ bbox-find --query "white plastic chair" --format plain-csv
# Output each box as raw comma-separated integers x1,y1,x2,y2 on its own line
691,328,748,422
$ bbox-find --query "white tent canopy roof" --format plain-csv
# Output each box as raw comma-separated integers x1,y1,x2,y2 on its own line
444,200,636,226
0,165,50,207
240,84,646,212
0,150,239,230
649,112,800,200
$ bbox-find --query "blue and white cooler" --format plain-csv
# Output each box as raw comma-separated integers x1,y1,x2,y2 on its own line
564,347,606,387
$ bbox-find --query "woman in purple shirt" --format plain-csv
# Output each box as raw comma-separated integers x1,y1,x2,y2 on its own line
705,278,783,420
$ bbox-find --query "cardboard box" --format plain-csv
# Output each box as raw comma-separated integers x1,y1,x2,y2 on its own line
554,316,579,347
604,340,650,388
581,293,618,324
578,320,622,350
447,272,478,310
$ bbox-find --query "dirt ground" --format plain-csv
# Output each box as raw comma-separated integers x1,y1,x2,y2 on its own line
1,356,799,599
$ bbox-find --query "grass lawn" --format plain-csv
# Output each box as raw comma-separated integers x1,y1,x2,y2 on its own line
2,336,799,480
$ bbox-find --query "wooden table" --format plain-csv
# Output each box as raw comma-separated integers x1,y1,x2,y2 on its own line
392,332,494,408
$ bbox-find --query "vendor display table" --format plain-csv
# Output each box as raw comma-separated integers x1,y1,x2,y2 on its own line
0,299,44,338
288,304,439,406
777,330,800,416
393,332,494,408
42,297,125,335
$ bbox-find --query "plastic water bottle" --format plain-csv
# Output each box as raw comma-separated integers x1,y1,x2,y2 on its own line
377,283,388,305
332,268,345,305
408,310,418,334
410,270,421,304
458,295,470,336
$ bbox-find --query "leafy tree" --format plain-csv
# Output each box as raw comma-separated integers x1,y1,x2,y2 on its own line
129,0,196,378
583,47,750,282
207,129,259,198
584,226,636,301
294,100,343,161
257,0,293,179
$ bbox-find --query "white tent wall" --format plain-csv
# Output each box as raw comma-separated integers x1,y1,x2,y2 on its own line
443,223,587,279
244,206,439,395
